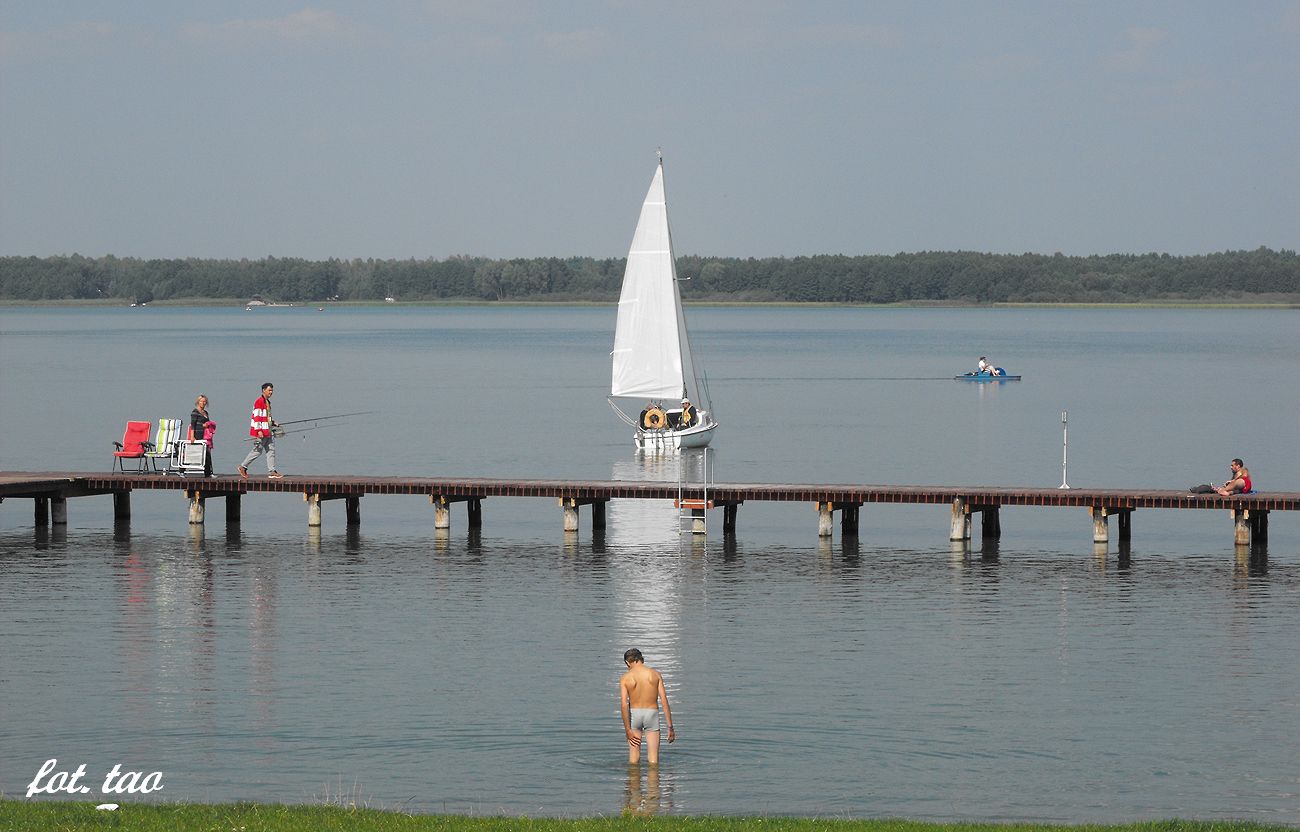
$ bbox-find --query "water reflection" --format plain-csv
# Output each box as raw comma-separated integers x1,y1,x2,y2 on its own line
1234,546,1268,578
607,452,697,687
623,763,675,815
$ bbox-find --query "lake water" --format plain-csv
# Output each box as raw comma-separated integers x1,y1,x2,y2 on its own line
1,306,1298,821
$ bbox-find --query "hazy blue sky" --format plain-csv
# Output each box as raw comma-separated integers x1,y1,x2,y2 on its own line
1,1,1296,259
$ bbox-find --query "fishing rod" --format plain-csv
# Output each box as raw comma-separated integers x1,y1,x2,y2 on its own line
241,411,375,441
242,423,341,441
273,411,376,427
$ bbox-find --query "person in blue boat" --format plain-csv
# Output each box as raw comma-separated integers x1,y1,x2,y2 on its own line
976,357,1003,376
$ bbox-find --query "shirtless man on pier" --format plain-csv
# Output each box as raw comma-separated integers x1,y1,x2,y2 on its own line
619,648,675,765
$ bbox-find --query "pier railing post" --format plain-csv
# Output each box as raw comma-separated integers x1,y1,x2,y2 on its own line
950,498,971,541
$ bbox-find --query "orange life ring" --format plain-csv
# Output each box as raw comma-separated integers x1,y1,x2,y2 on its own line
642,406,667,429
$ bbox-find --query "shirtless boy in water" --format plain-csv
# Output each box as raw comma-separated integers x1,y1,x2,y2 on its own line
619,648,675,764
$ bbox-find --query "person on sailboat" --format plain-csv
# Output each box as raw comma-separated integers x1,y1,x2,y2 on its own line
679,397,696,429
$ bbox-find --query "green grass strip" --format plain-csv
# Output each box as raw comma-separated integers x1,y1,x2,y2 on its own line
0,802,1294,832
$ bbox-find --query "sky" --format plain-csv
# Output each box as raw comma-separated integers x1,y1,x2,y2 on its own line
1,1,1297,260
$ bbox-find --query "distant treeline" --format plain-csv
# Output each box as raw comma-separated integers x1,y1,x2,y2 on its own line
2,248,1297,304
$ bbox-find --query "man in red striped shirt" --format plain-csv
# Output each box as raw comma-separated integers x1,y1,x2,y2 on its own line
238,382,282,479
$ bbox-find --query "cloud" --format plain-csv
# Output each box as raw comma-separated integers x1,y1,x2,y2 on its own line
1284,1,1300,35
0,20,124,62
423,0,541,28
969,50,1042,82
537,28,612,60
179,8,369,48
791,23,902,50
1103,27,1168,72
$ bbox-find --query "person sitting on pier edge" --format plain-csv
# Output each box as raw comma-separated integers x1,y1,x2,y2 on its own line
1215,458,1251,496
679,397,696,428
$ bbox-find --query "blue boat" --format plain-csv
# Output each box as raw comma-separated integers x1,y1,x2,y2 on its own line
955,368,1021,381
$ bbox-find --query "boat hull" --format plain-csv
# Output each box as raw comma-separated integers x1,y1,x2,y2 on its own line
635,421,717,451
955,371,1021,382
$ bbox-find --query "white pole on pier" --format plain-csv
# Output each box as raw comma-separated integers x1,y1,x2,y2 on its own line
1059,410,1070,489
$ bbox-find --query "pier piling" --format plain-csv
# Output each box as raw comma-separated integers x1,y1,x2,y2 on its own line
113,491,130,523
817,502,834,538
950,498,971,541
722,502,740,534
1091,506,1109,543
1232,507,1268,547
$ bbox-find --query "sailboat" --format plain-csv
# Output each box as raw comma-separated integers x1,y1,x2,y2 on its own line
609,154,718,451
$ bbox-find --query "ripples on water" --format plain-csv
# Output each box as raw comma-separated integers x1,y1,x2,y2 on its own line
2,307,1299,821
1,516,1296,820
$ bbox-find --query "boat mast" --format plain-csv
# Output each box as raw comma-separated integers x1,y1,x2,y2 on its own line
659,152,712,415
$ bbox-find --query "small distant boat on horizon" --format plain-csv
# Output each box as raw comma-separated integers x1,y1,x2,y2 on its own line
608,154,717,451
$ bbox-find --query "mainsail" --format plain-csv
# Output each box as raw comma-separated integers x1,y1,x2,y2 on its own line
610,160,706,408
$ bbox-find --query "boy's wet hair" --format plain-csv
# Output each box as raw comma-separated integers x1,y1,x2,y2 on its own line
624,648,644,664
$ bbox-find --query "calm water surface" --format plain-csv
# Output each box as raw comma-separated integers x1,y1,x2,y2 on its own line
1,306,1297,820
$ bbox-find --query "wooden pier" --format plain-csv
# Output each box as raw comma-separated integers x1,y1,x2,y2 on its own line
1,471,1292,548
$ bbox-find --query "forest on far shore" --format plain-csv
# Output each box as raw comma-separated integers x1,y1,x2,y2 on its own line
1,247,1296,304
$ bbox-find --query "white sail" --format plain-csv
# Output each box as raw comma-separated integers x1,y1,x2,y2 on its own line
610,161,704,404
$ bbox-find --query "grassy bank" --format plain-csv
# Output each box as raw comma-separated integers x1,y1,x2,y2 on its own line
0,802,1292,832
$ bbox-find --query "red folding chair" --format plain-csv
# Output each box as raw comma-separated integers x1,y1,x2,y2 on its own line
112,420,154,472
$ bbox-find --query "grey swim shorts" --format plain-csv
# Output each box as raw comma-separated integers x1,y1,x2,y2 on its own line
629,707,660,732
